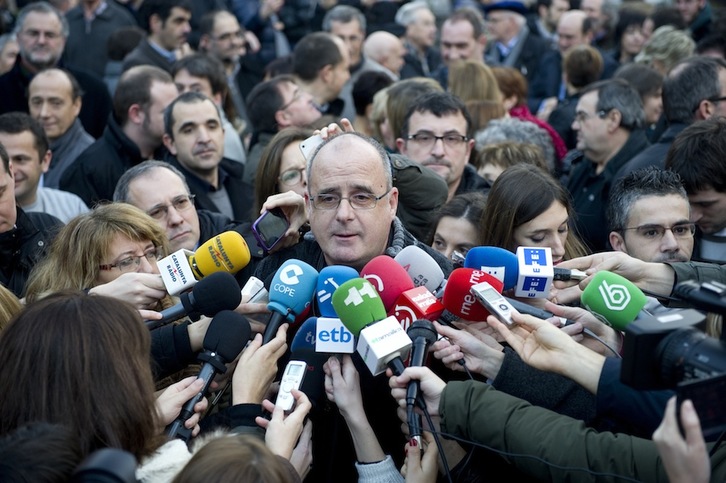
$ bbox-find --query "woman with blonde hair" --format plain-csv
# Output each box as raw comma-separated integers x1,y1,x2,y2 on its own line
448,60,503,104
25,202,169,309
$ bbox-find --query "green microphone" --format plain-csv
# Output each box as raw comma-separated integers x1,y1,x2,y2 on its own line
581,271,648,330
331,278,388,336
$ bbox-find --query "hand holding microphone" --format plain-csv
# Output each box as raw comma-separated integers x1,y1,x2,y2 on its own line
158,231,251,296
262,259,319,344
431,321,505,378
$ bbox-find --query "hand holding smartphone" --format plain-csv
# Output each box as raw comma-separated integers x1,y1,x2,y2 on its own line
252,208,290,253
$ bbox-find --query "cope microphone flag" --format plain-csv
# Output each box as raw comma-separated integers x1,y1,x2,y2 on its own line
262,259,318,344
158,231,251,295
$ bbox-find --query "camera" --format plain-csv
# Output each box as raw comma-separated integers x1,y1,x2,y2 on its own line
620,280,726,438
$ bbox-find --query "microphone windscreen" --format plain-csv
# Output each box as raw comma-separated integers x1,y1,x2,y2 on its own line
189,271,242,317
332,278,387,336
192,231,251,277
316,266,359,317
394,245,446,293
202,310,252,362
464,246,519,290
267,259,319,321
291,317,318,352
361,255,415,311
407,319,438,345
443,268,503,320
581,271,648,330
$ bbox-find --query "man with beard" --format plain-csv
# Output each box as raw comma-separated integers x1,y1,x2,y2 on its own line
607,166,693,264
60,65,179,206
396,91,489,201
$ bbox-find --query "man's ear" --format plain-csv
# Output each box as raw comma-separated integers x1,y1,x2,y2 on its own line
128,103,144,125
275,109,289,129
609,231,626,253
320,64,333,84
40,149,52,174
395,137,407,154
149,13,162,35
162,133,177,155
198,34,210,51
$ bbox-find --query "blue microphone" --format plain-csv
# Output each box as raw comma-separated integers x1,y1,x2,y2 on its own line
290,316,328,410
263,259,319,344
316,265,359,317
464,246,519,290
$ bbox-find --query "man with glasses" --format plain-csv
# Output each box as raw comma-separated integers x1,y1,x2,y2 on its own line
616,56,726,183
198,9,262,128
666,118,726,263
607,166,693,264
253,131,451,483
565,78,649,253
0,1,112,139
396,91,488,201
244,74,322,186
114,160,265,273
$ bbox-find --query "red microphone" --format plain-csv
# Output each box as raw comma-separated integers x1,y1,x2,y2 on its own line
442,268,504,321
360,255,415,311
388,286,445,332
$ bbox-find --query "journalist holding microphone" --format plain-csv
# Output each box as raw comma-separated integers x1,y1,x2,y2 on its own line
388,308,723,483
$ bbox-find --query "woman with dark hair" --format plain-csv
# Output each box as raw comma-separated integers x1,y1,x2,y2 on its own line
427,191,487,262
479,164,588,264
254,127,314,215
612,8,648,65
614,62,664,140
0,291,308,481
0,292,166,461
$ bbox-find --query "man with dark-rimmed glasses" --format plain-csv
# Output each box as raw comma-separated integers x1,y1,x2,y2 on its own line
565,78,649,252
396,91,489,201
253,130,451,483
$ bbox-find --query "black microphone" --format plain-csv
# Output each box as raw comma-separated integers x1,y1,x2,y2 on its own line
167,310,251,441
405,319,438,446
673,280,726,314
146,271,242,330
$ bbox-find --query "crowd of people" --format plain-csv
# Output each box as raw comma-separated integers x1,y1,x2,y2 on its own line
0,0,725,481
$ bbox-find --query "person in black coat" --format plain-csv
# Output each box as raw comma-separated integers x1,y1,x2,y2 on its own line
0,2,112,139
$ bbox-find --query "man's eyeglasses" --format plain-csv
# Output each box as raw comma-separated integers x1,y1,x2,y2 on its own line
99,247,164,272
279,167,305,186
279,89,303,111
146,195,196,220
573,110,608,123
310,189,391,210
621,222,696,240
406,131,468,150
692,96,726,112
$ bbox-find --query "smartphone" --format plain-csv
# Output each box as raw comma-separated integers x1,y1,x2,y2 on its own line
252,208,290,253
470,281,519,326
300,134,324,160
275,360,307,412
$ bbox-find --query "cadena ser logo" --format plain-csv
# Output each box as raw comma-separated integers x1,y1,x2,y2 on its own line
598,280,630,311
